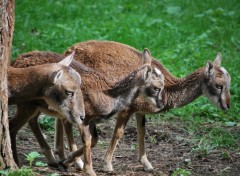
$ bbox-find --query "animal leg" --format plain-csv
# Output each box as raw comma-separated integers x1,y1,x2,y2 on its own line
78,123,96,176
28,116,59,168
103,111,131,172
54,119,65,161
62,122,98,175
62,120,84,170
136,114,153,171
9,103,39,166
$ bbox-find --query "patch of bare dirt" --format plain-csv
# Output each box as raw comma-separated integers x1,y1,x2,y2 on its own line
12,109,240,176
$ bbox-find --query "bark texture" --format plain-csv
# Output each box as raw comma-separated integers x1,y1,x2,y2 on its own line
0,0,16,169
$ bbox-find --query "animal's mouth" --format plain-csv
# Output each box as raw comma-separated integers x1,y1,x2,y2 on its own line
157,100,164,109
68,112,83,125
219,97,229,111
156,94,166,109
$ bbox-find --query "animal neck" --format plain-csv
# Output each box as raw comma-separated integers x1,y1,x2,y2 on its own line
83,71,141,119
8,66,51,104
105,67,146,113
164,67,205,109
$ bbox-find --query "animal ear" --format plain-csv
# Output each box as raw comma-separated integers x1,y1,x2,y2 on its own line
205,61,214,77
51,70,63,84
142,48,152,65
142,65,152,82
59,51,75,66
213,53,222,67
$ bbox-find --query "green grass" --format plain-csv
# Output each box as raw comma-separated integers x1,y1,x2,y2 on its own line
13,0,240,151
0,167,36,176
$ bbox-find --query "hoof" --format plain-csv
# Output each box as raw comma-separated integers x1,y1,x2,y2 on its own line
48,163,66,172
74,160,84,171
144,166,154,172
58,160,68,170
103,164,114,172
84,165,97,176
47,163,59,168
100,168,115,174
85,170,97,176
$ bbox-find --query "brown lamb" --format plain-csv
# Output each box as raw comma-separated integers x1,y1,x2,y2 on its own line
8,53,85,166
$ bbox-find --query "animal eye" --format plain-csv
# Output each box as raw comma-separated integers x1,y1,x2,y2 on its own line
65,90,74,97
215,84,222,90
153,87,161,92
216,84,223,90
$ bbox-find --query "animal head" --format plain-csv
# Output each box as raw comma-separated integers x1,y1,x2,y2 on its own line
140,49,165,110
44,52,85,124
202,53,231,110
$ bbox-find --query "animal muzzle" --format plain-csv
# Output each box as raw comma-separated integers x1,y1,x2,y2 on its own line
68,111,85,125
219,97,230,111
80,115,85,121
156,99,164,109
156,93,165,109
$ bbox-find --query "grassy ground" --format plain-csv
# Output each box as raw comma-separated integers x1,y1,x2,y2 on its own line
12,0,240,175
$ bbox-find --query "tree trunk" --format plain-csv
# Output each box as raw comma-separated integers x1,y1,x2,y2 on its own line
0,0,16,170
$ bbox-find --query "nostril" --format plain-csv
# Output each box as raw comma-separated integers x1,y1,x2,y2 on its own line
227,103,230,109
80,116,85,121
157,101,164,109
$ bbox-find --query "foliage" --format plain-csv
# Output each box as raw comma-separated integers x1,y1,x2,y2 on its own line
38,115,55,131
25,151,41,166
97,139,106,148
35,161,48,167
13,0,240,118
148,135,157,144
130,143,138,150
1,167,36,176
171,168,192,176
0,170,9,175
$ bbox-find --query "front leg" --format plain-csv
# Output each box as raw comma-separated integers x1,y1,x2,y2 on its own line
136,114,153,171
28,116,59,168
103,110,131,172
62,123,96,176
78,123,96,176
54,119,65,161
63,120,84,170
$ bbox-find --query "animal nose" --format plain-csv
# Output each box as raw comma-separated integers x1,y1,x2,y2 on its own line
227,103,230,109
157,101,164,109
80,115,85,121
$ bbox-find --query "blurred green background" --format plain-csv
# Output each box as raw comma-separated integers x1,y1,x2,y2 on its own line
13,0,240,151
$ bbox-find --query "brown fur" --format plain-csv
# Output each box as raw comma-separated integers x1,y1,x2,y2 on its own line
8,55,85,167
10,49,163,176
9,54,84,123
65,40,230,111
62,40,231,172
